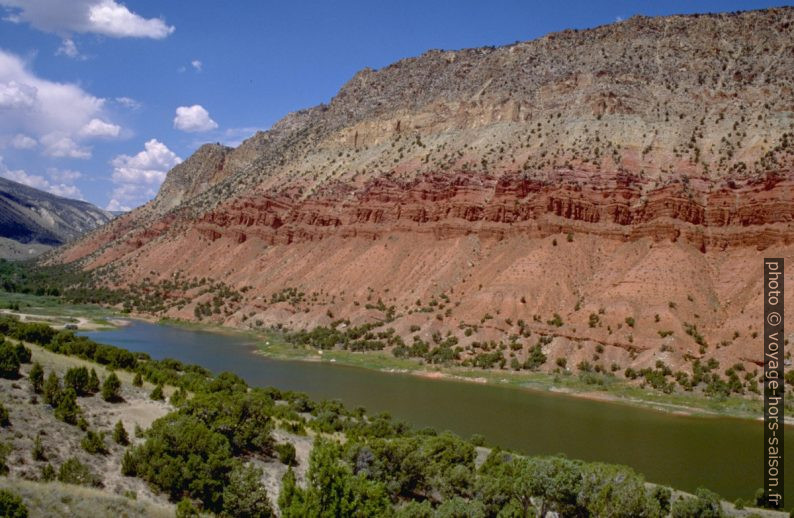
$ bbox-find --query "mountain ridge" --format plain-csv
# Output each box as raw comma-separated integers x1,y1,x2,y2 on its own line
0,177,113,260
54,7,794,375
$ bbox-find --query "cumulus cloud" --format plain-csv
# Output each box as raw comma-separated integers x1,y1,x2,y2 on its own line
0,49,108,144
0,0,174,39
191,59,202,72
79,118,120,138
105,197,129,212
0,156,84,199
0,80,36,108
40,133,91,159
10,133,36,149
173,104,218,132
106,138,180,210
111,139,180,184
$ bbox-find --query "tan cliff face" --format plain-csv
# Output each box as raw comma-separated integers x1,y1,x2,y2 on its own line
56,8,794,374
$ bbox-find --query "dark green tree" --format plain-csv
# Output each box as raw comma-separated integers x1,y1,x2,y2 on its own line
671,487,724,517
0,402,9,427
279,438,390,517
0,489,28,518
101,372,121,402
87,368,100,394
175,498,200,517
28,362,44,394
54,387,80,424
64,367,91,396
276,442,297,466
81,430,108,455
32,435,45,461
57,457,102,487
113,420,129,445
122,414,235,512
150,383,164,401
0,342,21,379
222,463,274,517
43,372,61,406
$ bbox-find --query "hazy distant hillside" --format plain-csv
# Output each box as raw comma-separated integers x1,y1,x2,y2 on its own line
0,177,113,260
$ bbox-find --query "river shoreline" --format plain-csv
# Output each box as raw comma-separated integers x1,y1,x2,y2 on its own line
1,291,789,426
146,315,793,425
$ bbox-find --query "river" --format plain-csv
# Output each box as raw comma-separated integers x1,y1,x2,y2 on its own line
81,320,793,503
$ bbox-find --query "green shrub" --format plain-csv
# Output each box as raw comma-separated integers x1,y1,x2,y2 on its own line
671,487,724,517
54,387,80,425
0,489,28,518
0,342,21,378
0,441,10,474
547,314,563,327
32,435,45,461
132,372,143,387
175,498,200,517
64,367,93,396
651,486,671,513
113,420,129,445
221,464,273,517
122,413,236,512
150,383,164,401
0,402,9,427
469,433,485,447
625,317,636,328
279,439,390,518
57,457,102,487
87,368,100,394
39,463,56,481
170,386,188,406
28,362,43,393
43,371,60,405
101,372,122,402
81,430,108,455
276,442,297,466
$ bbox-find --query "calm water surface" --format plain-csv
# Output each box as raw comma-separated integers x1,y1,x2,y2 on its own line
82,320,793,502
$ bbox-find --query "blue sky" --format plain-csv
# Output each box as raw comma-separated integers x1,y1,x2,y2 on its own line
0,0,788,211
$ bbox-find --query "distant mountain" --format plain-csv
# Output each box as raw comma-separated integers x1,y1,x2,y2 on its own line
0,177,113,259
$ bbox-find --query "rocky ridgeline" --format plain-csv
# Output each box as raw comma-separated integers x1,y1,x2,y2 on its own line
53,8,794,374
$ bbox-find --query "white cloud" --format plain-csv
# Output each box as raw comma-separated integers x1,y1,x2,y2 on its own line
79,118,120,138
105,197,129,212
40,133,90,159
46,167,80,183
46,182,82,198
0,80,36,108
0,156,83,199
107,138,180,210
0,164,47,189
1,0,174,39
173,104,218,132
10,133,36,149
0,49,108,144
115,96,141,109
191,59,202,72
56,38,85,59
111,139,180,184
